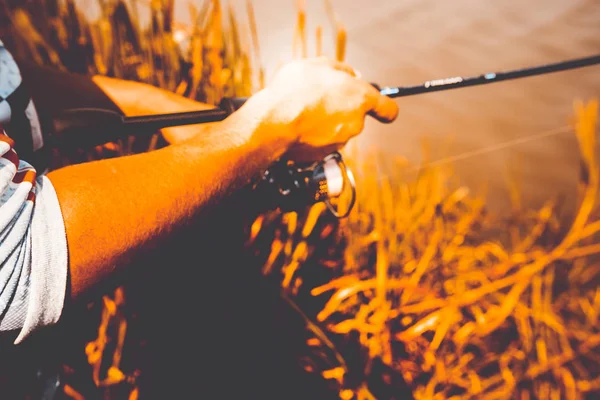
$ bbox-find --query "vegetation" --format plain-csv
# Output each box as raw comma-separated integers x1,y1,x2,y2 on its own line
2,0,599,398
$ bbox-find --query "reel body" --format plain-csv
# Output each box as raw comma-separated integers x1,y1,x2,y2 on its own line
221,99,358,217
256,152,356,218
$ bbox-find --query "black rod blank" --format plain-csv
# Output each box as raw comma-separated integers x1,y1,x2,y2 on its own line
51,54,600,149
378,54,600,98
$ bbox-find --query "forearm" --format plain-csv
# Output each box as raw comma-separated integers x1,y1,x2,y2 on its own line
47,89,290,301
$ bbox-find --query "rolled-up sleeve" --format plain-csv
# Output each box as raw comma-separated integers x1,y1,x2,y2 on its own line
0,131,68,344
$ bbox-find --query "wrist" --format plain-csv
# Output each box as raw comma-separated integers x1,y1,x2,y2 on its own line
230,88,298,161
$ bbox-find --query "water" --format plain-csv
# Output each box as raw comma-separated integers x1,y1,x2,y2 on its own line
90,0,600,212
247,0,600,213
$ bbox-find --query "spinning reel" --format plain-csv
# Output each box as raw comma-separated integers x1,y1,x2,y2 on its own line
257,151,356,218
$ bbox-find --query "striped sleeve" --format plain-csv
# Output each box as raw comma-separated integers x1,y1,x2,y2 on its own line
0,127,68,344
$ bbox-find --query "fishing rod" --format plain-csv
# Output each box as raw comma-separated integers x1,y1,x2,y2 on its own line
51,53,600,218
376,53,600,97
53,54,600,149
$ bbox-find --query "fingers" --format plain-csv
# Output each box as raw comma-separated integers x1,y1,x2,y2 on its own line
313,57,399,124
312,57,397,124
363,82,399,123
335,118,365,141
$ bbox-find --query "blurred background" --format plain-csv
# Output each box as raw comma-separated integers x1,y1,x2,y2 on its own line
188,0,600,212
70,0,600,212
1,1,600,399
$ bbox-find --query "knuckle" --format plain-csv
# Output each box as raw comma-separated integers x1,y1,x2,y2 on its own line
327,72,351,92
336,118,365,140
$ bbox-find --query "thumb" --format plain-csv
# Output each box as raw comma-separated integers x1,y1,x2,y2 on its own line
366,85,399,123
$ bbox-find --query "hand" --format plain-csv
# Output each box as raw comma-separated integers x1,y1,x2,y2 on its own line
242,57,399,162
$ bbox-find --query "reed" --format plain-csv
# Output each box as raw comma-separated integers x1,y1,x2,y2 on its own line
3,0,260,164
1,0,264,398
2,1,599,399
252,100,600,399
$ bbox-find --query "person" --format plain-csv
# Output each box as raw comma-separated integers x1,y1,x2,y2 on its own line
0,38,397,348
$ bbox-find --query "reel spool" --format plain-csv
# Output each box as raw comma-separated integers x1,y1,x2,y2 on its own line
257,152,356,218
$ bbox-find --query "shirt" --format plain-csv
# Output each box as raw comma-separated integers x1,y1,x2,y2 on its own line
0,40,68,344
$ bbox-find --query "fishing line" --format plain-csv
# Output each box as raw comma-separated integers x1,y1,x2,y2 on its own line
411,125,574,172
51,54,600,218
372,54,600,173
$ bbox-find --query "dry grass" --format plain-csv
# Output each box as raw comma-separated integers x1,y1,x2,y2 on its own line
3,0,260,99
252,101,600,399
2,0,264,398
2,0,261,167
3,1,599,399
